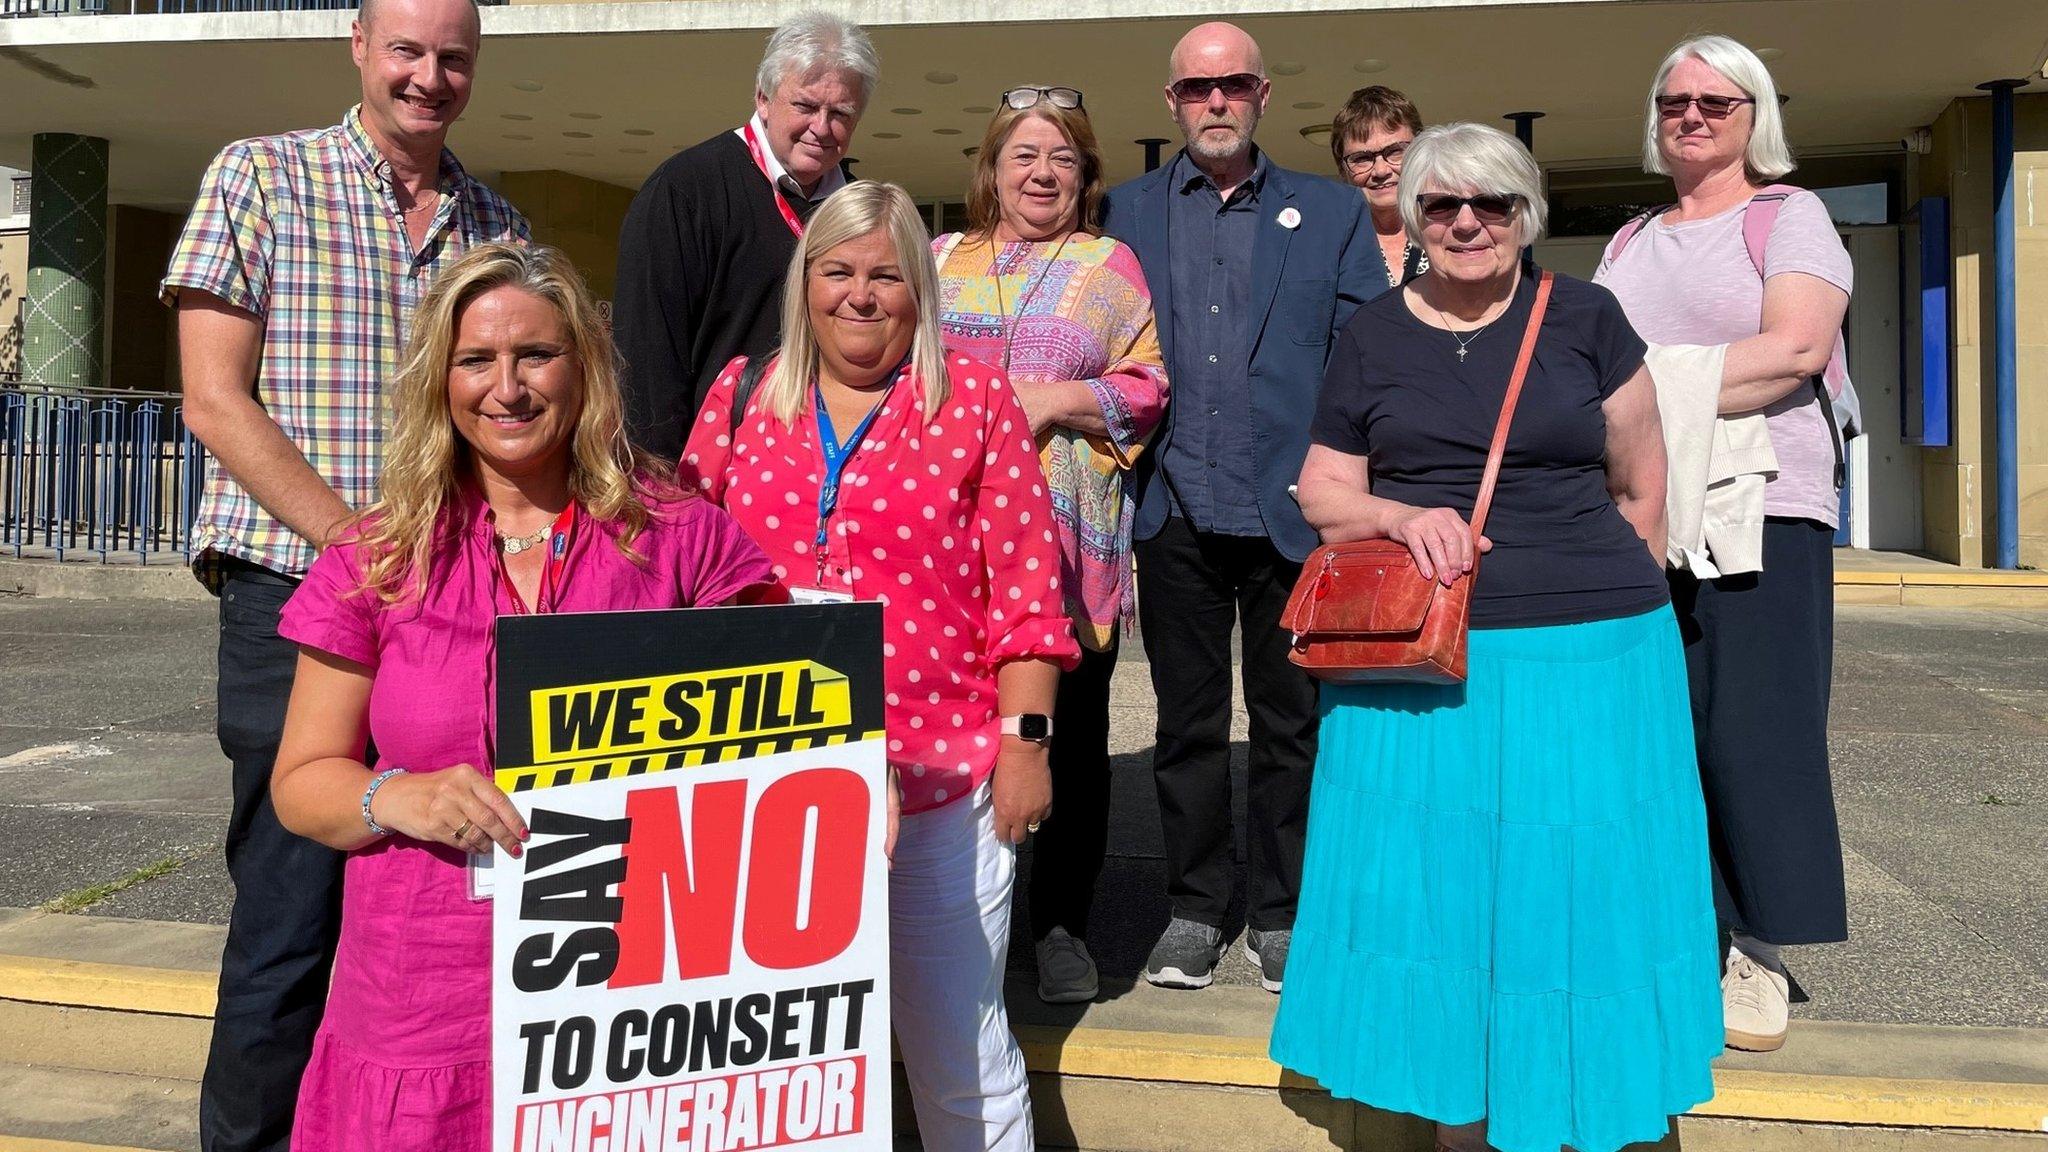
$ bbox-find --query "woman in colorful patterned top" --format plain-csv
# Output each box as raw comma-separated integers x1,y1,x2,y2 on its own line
680,181,1079,1152
932,85,1169,1006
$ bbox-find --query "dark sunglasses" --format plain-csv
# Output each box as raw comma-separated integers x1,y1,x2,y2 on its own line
1342,141,1410,172
1003,86,1084,111
1416,193,1522,225
1168,72,1263,104
1655,93,1755,119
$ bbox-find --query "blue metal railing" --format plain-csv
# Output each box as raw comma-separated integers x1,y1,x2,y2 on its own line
1,384,206,564
0,0,105,14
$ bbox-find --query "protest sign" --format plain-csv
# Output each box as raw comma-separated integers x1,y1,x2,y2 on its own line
491,604,890,1152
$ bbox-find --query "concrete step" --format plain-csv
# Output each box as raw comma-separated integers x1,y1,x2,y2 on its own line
2,909,2045,1151
0,1062,199,1152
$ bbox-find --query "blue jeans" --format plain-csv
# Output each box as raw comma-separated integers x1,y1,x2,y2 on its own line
199,562,345,1152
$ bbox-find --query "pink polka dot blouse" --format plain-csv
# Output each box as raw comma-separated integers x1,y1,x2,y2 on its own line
680,353,1081,814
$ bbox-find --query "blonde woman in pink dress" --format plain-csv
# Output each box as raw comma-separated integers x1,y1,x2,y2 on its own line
268,243,772,1152
932,86,1168,1005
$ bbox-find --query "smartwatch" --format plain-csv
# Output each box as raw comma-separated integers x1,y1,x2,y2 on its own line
1000,713,1054,743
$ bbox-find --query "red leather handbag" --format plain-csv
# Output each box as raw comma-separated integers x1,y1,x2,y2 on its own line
1280,272,1554,685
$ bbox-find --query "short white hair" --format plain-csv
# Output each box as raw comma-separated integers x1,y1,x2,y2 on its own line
756,11,880,105
1643,34,1795,182
1397,122,1547,249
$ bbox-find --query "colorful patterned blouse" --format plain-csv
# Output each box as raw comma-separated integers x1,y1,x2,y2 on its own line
933,233,1169,651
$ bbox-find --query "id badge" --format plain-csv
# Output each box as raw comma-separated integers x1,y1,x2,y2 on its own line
790,585,855,605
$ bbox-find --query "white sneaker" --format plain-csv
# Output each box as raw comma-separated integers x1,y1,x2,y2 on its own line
1722,954,1790,1052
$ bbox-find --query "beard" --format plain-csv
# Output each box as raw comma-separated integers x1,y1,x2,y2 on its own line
1182,108,1260,163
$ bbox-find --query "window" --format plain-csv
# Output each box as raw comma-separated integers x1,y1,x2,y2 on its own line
9,177,27,218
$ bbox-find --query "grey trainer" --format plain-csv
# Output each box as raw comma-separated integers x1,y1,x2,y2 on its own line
1035,927,1100,1004
1245,927,1291,993
1144,916,1223,989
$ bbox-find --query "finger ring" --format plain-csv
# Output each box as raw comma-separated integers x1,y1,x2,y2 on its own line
1026,821,1042,833
453,819,474,842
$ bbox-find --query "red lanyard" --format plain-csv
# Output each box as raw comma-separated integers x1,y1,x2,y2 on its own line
499,503,578,616
741,122,806,238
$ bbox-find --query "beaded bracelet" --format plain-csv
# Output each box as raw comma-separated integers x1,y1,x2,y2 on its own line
361,767,408,837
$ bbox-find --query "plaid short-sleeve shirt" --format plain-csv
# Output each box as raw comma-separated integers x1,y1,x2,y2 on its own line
161,105,528,589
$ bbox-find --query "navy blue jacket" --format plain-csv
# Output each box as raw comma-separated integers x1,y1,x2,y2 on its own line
1103,153,1387,562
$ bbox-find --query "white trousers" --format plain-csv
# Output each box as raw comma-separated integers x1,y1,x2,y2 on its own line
889,783,1034,1152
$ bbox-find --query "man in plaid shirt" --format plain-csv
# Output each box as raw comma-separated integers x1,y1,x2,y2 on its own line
160,0,525,1145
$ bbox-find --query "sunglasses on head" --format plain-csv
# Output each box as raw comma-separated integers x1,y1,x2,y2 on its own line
1655,93,1755,119
1168,72,1263,104
1003,86,1084,111
1416,193,1522,225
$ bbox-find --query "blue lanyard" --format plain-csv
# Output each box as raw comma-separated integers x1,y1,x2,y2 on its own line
813,383,889,554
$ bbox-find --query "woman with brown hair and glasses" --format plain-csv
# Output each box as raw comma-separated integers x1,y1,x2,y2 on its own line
1331,85,1428,288
932,83,1169,1005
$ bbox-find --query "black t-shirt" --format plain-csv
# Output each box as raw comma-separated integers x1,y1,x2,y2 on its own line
1310,271,1667,629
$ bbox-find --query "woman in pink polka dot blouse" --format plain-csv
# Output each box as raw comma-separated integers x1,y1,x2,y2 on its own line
679,181,1080,1152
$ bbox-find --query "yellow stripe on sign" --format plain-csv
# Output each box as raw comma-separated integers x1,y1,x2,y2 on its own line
526,659,853,763
496,730,886,792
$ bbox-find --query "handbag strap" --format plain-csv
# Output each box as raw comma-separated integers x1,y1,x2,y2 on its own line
1468,270,1553,539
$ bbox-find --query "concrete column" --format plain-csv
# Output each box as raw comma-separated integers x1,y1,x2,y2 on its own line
1977,80,2025,569
23,133,109,391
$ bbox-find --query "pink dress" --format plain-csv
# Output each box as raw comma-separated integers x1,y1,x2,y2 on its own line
678,354,1080,815
276,483,773,1152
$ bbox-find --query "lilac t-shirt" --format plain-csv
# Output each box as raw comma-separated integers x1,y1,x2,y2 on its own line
1593,190,1853,526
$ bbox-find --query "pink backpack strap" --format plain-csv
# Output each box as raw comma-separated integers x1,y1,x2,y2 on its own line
1738,183,1802,278
1742,185,1850,398
1607,204,1672,262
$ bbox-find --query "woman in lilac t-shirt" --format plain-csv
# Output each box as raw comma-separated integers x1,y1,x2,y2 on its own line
1594,34,1852,1057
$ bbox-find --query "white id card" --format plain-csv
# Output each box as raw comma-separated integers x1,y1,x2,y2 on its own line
789,586,855,605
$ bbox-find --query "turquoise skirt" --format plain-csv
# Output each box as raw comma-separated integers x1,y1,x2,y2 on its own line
1269,604,1721,1152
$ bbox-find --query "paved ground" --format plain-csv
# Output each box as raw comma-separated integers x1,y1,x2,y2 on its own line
1,590,2044,1027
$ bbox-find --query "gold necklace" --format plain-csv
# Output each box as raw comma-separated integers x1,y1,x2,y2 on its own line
495,522,550,555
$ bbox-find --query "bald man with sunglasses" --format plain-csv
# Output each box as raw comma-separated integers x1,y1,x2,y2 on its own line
1101,21,1385,995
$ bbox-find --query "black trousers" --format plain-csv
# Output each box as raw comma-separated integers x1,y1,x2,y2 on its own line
1135,517,1317,932
1669,518,1848,946
1028,639,1119,942
200,565,347,1152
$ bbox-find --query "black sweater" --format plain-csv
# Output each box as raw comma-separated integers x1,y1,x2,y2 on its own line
613,131,799,459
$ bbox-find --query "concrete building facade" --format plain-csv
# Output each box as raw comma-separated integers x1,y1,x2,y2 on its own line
3,0,2045,565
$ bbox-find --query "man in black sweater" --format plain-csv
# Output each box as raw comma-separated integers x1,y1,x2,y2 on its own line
613,11,879,458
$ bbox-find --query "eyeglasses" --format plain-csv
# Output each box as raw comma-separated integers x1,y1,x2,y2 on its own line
1342,141,1410,172
1655,93,1755,119
1003,86,1084,111
1167,73,1264,104
1416,193,1522,225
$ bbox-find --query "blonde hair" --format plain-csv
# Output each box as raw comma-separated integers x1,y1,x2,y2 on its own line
1643,34,1795,183
352,242,670,601
760,181,952,425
